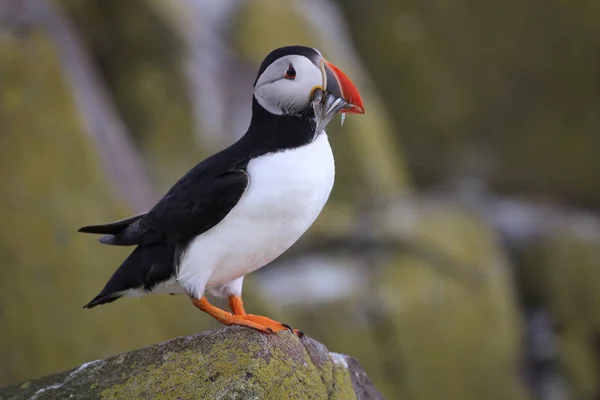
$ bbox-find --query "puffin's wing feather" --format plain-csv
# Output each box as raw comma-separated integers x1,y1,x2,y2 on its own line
141,169,250,241
79,156,249,246
104,169,249,246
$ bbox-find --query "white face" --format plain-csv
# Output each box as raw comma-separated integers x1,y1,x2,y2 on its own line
253,54,322,116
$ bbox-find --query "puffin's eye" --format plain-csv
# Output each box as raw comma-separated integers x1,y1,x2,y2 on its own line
284,64,296,80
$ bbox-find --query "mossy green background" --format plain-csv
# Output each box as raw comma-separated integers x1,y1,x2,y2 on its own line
2,0,599,399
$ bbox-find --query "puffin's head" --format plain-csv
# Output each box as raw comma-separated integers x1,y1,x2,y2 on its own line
253,46,364,128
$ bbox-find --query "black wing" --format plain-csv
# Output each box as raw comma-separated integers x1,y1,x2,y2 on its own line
81,169,249,246
138,169,250,243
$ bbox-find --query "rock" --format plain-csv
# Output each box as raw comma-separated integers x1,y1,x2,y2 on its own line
0,326,382,400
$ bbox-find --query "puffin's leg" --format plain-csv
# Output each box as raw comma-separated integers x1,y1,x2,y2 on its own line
222,277,246,315
228,294,246,315
191,296,295,334
201,277,304,337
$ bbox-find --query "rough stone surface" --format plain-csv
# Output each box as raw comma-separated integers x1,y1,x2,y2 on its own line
0,326,382,400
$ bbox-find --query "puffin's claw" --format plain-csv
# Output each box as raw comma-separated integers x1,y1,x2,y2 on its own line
281,323,304,338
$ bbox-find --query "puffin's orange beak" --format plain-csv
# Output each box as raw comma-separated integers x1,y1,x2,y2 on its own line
322,60,365,114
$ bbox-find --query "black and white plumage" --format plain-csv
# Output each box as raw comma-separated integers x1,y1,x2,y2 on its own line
80,45,364,333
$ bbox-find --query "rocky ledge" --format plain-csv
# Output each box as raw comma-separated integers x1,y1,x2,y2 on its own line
0,326,382,399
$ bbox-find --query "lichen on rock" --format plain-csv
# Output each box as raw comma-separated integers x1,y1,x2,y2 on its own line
0,326,382,400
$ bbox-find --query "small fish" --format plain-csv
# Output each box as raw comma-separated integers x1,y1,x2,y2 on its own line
312,89,352,134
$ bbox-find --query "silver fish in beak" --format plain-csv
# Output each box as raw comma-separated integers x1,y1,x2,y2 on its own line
312,89,353,134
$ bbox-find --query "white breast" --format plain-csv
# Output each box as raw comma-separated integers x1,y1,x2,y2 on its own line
176,133,335,298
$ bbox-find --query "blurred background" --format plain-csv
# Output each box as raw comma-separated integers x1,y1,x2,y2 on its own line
1,0,599,399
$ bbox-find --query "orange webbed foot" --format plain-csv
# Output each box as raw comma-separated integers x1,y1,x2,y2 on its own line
228,295,304,337
192,296,304,337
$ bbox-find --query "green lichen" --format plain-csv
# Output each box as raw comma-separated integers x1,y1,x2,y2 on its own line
0,326,373,399
100,330,356,400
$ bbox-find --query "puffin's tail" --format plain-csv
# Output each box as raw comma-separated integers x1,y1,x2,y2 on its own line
84,242,178,309
84,293,121,309
78,213,146,235
78,212,147,246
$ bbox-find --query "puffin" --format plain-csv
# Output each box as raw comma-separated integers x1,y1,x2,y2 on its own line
79,45,364,336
